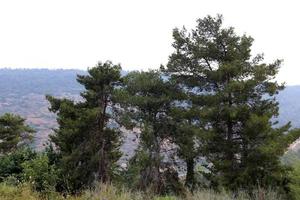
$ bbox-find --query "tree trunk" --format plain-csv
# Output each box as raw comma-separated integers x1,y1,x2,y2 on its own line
99,142,108,182
185,158,195,190
98,95,109,183
152,136,162,193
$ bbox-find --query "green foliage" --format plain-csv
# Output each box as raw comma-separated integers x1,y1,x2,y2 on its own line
168,107,207,190
0,146,61,197
44,142,61,166
288,161,300,200
46,61,123,193
0,14,299,199
123,149,150,189
0,113,35,154
116,70,178,193
163,14,300,191
22,154,58,194
0,147,36,182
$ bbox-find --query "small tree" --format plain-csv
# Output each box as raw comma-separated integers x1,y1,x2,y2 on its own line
22,154,58,194
47,61,122,193
0,113,34,154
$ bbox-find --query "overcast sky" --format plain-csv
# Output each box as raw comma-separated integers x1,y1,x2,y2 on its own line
0,0,299,84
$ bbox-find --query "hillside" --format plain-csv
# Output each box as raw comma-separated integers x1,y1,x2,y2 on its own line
0,69,84,149
0,69,299,149
277,86,300,127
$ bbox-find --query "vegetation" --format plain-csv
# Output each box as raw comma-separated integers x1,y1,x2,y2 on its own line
0,147,36,182
163,14,300,192
45,62,123,193
116,70,178,193
0,113,34,154
0,182,285,200
1,15,300,200
22,154,58,194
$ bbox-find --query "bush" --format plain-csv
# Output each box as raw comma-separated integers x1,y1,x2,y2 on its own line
0,147,36,182
22,154,58,195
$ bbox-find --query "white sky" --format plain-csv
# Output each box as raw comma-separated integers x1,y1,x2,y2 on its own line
0,0,299,85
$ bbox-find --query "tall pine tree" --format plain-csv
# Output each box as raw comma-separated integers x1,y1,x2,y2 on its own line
164,15,300,190
47,61,122,193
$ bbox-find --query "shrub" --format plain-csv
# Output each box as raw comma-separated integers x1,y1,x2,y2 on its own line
0,147,36,182
22,154,58,195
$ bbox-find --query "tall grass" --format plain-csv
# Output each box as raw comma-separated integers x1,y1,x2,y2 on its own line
0,183,39,200
185,188,283,200
0,182,284,200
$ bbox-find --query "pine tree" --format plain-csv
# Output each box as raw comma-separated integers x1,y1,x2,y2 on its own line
164,15,300,190
0,113,34,154
116,70,176,193
46,61,122,192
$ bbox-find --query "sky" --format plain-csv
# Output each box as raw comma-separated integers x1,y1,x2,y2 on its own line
0,0,299,85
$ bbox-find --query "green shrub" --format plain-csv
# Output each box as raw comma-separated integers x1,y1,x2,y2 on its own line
0,147,36,182
22,154,58,194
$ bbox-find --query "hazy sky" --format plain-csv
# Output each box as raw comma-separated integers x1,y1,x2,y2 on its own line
0,0,299,85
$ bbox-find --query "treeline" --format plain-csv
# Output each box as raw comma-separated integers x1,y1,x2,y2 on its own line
1,15,300,199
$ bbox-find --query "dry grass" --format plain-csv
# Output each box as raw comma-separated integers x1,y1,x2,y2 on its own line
184,188,283,200
0,183,39,200
0,183,284,200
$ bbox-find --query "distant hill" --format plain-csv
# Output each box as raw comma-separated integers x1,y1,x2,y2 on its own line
277,86,300,128
0,69,85,149
0,68,300,149
0,68,84,96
